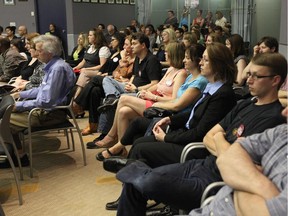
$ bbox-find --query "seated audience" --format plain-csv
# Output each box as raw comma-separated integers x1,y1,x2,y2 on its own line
112,52,287,216
97,32,161,112
73,33,126,134
66,32,88,68
95,42,188,159
80,35,136,138
0,37,27,82
85,32,161,145
94,44,208,160
123,42,237,168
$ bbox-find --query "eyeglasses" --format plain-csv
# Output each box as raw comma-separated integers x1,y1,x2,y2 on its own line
246,72,276,80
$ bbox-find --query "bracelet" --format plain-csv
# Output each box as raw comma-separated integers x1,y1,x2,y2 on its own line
154,95,158,101
135,87,139,93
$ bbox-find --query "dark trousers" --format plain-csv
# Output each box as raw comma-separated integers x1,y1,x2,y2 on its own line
121,117,152,146
75,76,105,123
128,125,210,168
116,158,222,216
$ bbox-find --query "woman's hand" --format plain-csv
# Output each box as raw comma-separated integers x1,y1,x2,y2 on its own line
153,117,171,132
153,125,166,142
143,91,156,101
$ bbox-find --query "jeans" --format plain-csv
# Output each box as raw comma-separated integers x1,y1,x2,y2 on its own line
102,76,126,97
116,158,222,216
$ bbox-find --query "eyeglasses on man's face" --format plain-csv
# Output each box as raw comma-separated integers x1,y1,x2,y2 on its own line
246,72,276,80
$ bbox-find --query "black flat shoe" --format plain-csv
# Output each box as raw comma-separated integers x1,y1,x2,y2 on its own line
97,98,119,113
106,197,119,210
96,148,124,162
0,153,29,169
86,133,107,149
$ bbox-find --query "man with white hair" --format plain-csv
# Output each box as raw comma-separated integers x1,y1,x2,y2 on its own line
9,35,76,164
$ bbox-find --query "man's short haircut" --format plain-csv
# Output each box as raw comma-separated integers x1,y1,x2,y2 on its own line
252,52,287,89
131,32,150,49
33,34,62,57
258,36,279,52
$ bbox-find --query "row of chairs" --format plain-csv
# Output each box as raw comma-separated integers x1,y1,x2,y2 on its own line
0,94,87,205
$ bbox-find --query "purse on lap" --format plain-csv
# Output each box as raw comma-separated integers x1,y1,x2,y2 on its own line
143,107,174,119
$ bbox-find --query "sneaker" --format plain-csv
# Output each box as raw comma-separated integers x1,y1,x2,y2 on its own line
97,98,119,113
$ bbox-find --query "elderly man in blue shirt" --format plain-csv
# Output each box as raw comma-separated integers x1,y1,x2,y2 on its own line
9,34,75,164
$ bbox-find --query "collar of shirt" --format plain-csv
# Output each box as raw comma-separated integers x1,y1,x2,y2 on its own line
203,81,224,95
43,56,61,72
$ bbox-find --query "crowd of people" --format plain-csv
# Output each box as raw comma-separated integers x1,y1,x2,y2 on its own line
0,8,287,216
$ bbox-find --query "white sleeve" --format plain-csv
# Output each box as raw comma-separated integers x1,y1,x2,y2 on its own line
99,46,111,58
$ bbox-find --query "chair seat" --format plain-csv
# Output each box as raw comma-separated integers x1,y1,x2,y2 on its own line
23,120,74,135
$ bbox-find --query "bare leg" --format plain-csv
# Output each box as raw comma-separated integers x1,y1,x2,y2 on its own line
101,96,147,158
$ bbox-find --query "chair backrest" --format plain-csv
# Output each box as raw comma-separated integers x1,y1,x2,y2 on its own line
0,95,15,119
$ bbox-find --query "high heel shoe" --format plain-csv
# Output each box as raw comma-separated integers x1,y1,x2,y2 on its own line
96,147,128,161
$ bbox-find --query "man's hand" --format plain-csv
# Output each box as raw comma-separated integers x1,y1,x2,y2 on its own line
125,83,137,92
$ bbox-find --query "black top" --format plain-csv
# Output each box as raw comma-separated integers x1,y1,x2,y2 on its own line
66,46,86,68
99,52,121,75
206,98,286,174
132,51,162,87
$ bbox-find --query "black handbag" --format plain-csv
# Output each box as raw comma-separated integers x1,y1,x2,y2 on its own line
143,107,174,119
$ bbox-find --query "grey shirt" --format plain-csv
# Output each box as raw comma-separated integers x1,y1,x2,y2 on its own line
190,124,287,216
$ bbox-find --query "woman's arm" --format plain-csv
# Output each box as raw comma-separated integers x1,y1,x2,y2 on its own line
73,58,85,70
153,87,201,111
82,56,108,76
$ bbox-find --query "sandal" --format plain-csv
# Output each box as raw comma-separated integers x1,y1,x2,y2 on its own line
86,133,107,149
94,134,117,148
96,147,128,161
